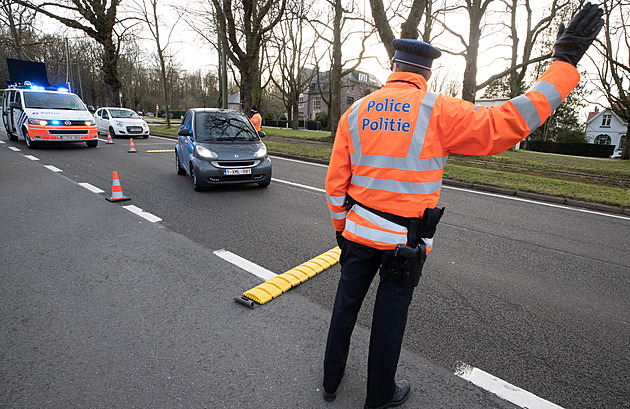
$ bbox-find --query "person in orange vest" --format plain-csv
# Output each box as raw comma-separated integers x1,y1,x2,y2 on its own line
322,3,604,408
250,105,262,133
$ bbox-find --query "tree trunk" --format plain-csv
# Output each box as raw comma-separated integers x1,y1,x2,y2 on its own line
329,0,343,138
622,125,630,160
102,39,121,106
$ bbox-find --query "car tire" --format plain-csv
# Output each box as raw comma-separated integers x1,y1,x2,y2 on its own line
258,181,270,188
175,150,186,175
143,134,149,139
191,164,203,191
24,129,38,149
108,126,117,138
86,140,98,148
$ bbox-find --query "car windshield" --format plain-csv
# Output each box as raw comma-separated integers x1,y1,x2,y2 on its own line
23,91,86,110
195,111,258,142
109,109,140,119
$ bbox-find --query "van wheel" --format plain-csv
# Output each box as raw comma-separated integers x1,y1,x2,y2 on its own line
6,129,18,142
24,130,38,149
86,140,98,148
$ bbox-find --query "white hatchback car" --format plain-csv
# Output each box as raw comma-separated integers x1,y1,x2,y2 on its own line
94,107,150,138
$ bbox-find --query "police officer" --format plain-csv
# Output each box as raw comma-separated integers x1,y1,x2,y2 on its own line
250,105,262,132
323,3,604,408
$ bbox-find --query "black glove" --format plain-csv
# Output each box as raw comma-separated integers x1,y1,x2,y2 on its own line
552,2,604,67
335,231,345,248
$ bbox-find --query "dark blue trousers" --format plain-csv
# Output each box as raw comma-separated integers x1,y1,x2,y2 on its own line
323,239,415,407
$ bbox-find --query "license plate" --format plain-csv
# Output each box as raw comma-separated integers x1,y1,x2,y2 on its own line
224,168,251,175
60,135,81,140
129,127,142,132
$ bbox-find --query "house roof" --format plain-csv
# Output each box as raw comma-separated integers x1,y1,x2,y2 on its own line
228,93,240,104
585,107,628,126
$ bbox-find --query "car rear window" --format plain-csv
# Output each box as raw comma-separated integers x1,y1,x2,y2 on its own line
195,111,258,142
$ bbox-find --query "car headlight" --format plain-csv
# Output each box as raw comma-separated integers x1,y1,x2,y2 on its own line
85,120,96,126
115,121,124,127
28,118,48,126
195,145,218,159
254,144,267,159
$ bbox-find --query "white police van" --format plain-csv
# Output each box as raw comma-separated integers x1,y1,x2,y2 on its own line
1,82,98,149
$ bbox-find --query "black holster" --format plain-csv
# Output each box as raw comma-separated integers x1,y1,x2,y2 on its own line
380,207,444,288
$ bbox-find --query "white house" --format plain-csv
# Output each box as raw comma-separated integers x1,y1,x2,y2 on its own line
585,107,627,157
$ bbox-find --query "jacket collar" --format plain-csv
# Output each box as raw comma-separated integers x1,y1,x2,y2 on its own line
385,71,427,91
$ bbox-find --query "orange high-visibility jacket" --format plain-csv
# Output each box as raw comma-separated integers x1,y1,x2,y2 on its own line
325,61,580,251
251,112,262,132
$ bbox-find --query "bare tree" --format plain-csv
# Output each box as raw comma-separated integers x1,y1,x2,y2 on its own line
135,0,182,127
590,0,630,159
211,0,287,111
0,0,38,59
312,0,372,137
268,0,317,129
12,0,131,105
369,0,428,57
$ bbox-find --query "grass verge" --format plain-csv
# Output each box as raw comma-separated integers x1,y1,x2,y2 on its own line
444,164,629,208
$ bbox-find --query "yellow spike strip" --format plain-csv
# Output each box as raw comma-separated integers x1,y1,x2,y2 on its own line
146,149,175,153
242,246,341,306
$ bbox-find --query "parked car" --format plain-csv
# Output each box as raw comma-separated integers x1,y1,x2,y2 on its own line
94,107,150,138
175,108,271,191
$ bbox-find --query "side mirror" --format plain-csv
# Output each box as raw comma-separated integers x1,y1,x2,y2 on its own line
178,128,192,137
258,130,266,138
9,102,20,109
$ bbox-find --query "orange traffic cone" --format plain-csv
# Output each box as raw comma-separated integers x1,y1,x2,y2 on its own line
105,171,131,202
128,138,137,153
106,131,114,144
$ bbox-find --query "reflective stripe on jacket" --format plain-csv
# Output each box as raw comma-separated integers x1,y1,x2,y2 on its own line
325,60,580,250
251,113,262,132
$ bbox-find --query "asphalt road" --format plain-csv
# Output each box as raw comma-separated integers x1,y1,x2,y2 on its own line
1,132,629,409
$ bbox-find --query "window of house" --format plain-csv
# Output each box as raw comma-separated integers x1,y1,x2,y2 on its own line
595,134,611,144
313,96,321,111
299,94,304,108
347,96,354,105
601,114,612,127
359,73,367,82
620,135,626,149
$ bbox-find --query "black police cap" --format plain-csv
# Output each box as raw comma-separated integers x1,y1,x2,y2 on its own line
392,39,441,70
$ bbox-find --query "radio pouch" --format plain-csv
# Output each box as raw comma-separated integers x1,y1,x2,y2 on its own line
380,243,427,288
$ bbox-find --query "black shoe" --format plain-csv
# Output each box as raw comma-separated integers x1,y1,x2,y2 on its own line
364,380,410,409
323,388,337,402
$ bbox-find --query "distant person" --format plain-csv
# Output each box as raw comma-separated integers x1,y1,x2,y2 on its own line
322,3,604,409
250,105,262,133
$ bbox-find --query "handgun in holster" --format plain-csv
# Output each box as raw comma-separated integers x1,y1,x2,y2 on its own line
381,207,445,288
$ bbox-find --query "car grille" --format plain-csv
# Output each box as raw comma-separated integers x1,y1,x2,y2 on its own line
216,160,257,167
49,130,89,135
221,175,252,181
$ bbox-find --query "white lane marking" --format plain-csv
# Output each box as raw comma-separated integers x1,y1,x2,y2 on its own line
44,165,63,172
9,146,20,152
272,178,325,193
24,155,39,161
455,363,564,409
0,141,5,144
271,155,328,168
213,249,277,281
78,182,105,194
444,185,630,221
122,205,162,223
